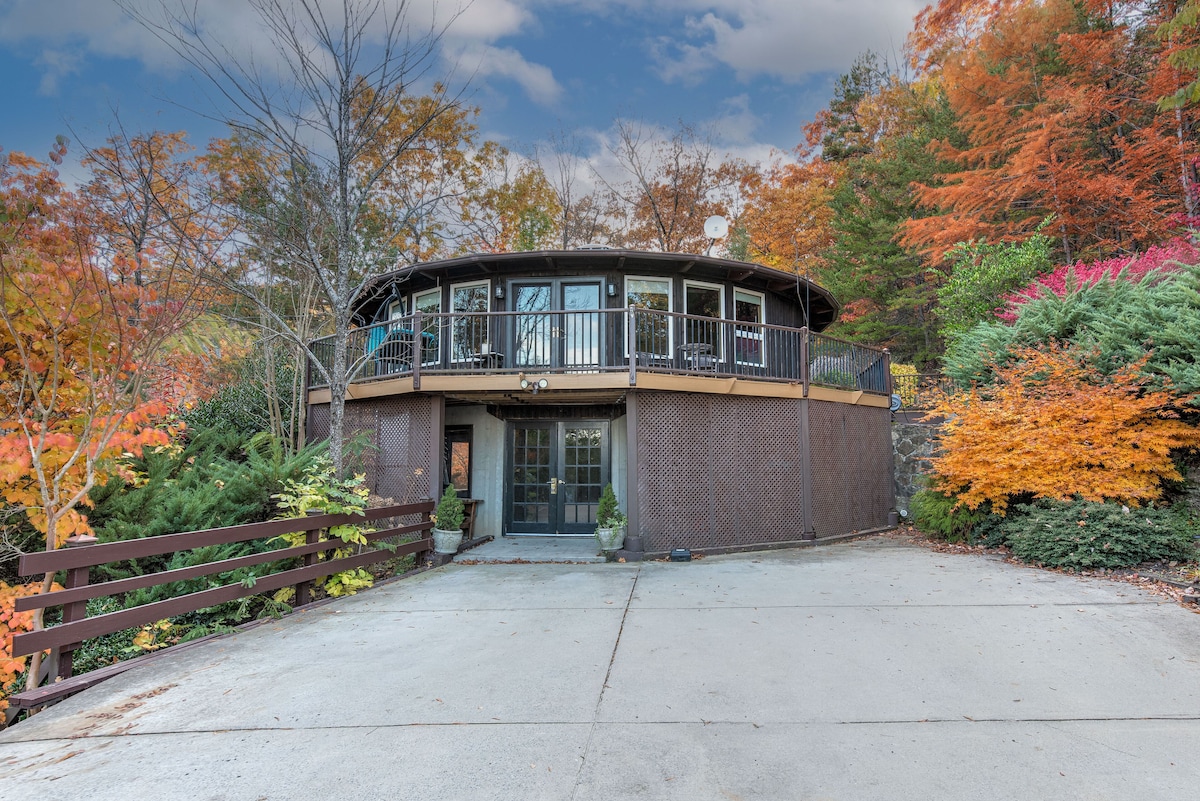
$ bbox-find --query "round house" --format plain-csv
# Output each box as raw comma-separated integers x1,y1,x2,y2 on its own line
306,248,894,556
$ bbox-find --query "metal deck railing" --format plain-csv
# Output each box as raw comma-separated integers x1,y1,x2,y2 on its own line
307,308,892,395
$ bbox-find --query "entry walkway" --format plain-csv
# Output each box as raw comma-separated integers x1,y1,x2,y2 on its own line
2,537,1199,800
461,534,608,563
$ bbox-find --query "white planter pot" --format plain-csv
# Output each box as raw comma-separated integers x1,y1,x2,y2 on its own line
595,525,626,552
432,527,464,554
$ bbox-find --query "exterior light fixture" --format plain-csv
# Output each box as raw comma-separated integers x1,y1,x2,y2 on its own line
607,281,617,297
518,376,548,394
495,283,505,300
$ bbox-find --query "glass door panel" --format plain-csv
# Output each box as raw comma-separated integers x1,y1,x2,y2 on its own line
507,421,609,536
513,283,552,368
511,279,602,370
510,424,553,534
559,425,604,534
562,283,601,370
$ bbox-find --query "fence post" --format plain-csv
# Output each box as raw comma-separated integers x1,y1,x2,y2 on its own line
883,348,893,397
627,305,638,386
295,511,323,607
52,534,97,681
800,327,810,398
412,311,423,390
420,499,439,567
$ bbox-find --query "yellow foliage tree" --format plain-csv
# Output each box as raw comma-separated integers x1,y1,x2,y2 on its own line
929,343,1200,513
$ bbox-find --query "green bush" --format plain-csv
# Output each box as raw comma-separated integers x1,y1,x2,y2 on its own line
911,488,1000,543
433,484,465,532
595,483,626,529
943,262,1200,402
89,431,326,548
1003,499,1195,570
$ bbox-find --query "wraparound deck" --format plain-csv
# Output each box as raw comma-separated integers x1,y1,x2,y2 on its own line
307,308,892,406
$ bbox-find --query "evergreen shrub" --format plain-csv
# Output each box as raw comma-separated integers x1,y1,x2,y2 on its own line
433,485,465,532
1003,499,1195,570
911,488,1000,543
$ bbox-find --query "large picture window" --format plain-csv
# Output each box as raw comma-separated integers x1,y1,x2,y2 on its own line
683,280,724,360
414,288,441,365
625,276,671,358
451,281,490,363
734,289,765,366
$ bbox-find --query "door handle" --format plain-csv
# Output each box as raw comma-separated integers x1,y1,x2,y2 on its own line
550,477,559,495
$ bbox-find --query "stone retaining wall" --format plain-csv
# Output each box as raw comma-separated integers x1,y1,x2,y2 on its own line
892,422,938,514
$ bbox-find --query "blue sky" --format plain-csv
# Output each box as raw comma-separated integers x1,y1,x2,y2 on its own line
0,0,925,178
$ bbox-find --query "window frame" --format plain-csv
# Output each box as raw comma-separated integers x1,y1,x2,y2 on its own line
449,280,491,364
444,425,473,498
623,275,673,358
413,287,443,366
733,288,766,367
682,279,726,361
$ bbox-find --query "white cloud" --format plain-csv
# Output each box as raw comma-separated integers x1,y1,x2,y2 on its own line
0,0,547,95
646,0,925,82
705,94,760,146
449,42,563,106
514,0,922,82
33,48,83,95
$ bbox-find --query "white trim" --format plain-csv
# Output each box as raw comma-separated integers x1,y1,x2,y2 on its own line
450,280,491,363
683,279,725,362
733,288,766,367
683,279,726,317
413,287,441,313
413,288,442,365
624,275,673,358
387,297,407,320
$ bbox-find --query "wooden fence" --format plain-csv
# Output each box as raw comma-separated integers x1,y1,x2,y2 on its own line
10,501,435,707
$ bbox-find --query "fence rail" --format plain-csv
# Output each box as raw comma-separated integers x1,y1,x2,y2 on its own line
891,373,957,409
13,501,435,681
308,309,892,395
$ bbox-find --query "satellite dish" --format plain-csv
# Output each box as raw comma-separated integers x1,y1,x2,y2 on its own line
704,215,729,240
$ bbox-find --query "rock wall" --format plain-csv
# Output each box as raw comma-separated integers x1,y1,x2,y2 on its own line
892,422,939,514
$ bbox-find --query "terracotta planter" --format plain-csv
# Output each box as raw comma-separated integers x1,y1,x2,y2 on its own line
595,525,626,552
432,527,464,554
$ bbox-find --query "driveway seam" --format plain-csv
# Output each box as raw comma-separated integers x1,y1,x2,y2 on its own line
570,564,641,800
7,714,1200,746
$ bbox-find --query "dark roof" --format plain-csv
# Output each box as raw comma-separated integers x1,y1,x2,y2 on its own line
360,249,840,330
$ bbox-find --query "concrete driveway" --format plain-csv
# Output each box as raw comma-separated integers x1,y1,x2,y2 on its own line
2,536,1199,800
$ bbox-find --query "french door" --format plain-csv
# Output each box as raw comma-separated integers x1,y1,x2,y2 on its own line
507,421,609,536
510,279,603,370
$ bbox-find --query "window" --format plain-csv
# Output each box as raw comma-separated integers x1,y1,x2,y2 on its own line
683,280,724,360
625,276,672,357
734,289,765,366
414,288,441,365
444,426,472,497
451,281,490,362
387,296,407,321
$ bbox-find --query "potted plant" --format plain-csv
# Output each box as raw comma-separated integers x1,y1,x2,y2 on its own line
594,483,627,552
431,484,466,554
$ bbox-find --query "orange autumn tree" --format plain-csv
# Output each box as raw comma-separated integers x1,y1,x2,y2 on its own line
928,343,1200,514
739,155,838,273
904,0,1200,264
0,143,193,693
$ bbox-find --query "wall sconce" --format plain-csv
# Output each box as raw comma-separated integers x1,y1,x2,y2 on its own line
495,283,505,300
519,375,549,395
607,281,617,298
